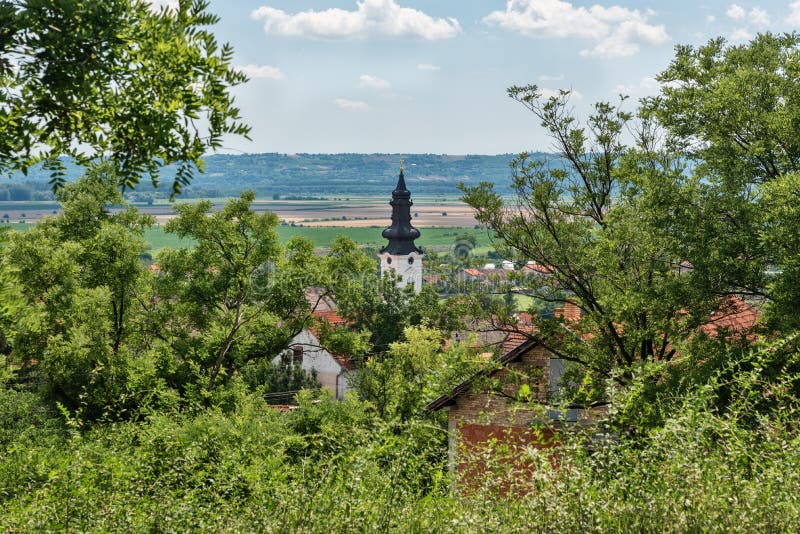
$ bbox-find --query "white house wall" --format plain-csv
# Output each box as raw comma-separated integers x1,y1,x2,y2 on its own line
274,329,354,400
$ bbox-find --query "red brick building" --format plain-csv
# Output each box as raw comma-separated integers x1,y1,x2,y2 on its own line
426,336,607,486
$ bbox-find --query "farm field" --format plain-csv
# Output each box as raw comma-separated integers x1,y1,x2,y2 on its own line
0,195,477,227
2,221,492,254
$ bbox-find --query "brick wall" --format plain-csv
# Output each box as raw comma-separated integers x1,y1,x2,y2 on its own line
443,343,607,492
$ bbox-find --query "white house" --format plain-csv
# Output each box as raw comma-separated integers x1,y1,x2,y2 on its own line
277,310,357,400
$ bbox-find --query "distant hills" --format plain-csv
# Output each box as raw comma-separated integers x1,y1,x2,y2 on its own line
1,153,558,201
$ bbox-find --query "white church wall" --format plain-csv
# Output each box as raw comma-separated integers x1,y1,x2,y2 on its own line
380,251,423,292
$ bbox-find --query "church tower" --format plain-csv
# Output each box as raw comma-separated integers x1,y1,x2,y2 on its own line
380,164,423,292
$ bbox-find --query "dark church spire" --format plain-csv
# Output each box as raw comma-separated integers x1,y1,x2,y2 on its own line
381,165,422,255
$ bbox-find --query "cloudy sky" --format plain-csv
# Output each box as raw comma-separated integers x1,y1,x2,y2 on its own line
187,0,800,154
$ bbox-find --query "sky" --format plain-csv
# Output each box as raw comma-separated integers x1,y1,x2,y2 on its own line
154,0,800,154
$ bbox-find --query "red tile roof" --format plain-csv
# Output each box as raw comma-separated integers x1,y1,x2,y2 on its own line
522,262,553,274
701,296,759,338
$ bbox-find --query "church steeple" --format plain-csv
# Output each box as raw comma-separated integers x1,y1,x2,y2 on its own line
379,164,424,293
381,167,422,255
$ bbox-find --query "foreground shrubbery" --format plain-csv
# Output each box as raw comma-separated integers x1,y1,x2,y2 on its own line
2,381,799,532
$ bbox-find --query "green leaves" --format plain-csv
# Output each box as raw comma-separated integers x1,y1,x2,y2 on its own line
1,0,250,194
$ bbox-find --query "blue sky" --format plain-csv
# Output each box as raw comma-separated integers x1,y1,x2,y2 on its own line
158,1,800,154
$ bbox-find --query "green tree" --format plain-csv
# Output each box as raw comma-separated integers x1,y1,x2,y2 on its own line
323,237,464,355
357,325,483,421
644,33,800,330
1,0,249,195
461,87,728,400
2,167,157,416
153,191,316,391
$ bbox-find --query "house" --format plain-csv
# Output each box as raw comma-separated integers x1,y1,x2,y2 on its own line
277,308,357,401
426,335,607,486
427,297,760,488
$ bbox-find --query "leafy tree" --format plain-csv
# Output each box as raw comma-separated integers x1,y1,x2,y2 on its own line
2,167,157,416
153,191,316,391
644,33,800,330
357,326,483,421
461,87,729,400
239,352,318,401
1,0,249,195
323,236,464,355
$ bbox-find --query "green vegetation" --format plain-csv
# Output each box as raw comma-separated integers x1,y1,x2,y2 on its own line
4,223,491,253
4,26,800,533
5,153,522,200
1,357,800,531
1,0,248,194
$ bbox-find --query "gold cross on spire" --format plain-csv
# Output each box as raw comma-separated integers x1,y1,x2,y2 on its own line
399,157,405,172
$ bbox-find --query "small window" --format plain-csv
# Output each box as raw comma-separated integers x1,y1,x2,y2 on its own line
292,346,303,365
408,256,414,264
386,257,392,264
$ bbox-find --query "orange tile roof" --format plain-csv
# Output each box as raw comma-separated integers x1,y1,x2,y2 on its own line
522,263,553,274
701,296,759,337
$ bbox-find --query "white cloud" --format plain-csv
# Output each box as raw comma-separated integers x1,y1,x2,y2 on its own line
417,63,442,71
145,0,178,12
335,98,370,111
749,7,770,26
726,4,746,20
483,0,669,58
235,64,285,80
358,74,391,89
790,1,800,25
614,76,660,96
725,4,769,26
729,27,753,41
706,15,716,23
251,0,461,40
538,73,564,81
538,87,583,100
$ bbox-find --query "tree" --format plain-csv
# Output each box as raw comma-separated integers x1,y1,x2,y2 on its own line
1,0,249,195
153,191,317,391
2,166,156,416
461,87,729,400
323,236,464,355
356,325,483,421
644,33,800,330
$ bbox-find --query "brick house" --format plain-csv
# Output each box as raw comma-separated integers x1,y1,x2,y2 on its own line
426,335,608,483
428,296,760,488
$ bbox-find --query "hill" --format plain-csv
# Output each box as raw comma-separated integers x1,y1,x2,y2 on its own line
0,153,557,201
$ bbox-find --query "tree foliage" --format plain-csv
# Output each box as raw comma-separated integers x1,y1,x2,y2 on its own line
0,0,250,195
153,191,318,392
461,87,724,399
644,33,800,330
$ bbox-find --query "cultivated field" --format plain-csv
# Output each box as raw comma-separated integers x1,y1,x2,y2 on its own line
0,196,478,228
2,222,493,254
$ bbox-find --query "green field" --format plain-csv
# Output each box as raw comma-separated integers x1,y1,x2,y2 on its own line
143,225,492,252
3,222,493,254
